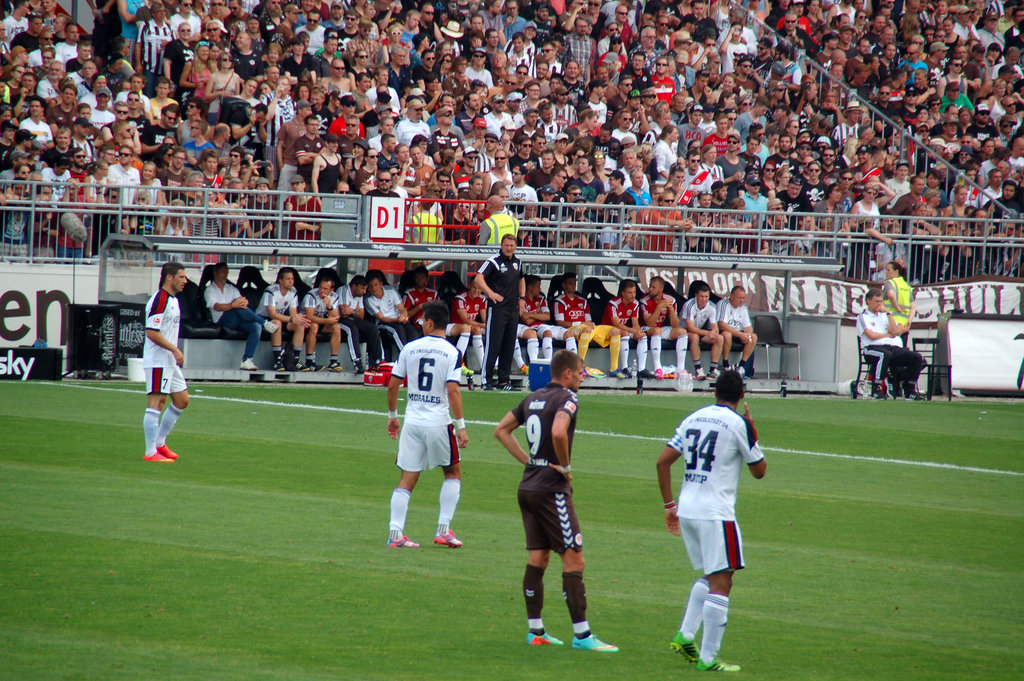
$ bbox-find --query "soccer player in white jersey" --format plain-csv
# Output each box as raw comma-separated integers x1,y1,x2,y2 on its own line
656,369,766,672
142,262,190,462
301,274,343,371
716,285,758,379
258,267,310,371
682,283,725,380
386,301,469,549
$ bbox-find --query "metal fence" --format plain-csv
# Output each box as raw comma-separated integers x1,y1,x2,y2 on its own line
3,182,1022,284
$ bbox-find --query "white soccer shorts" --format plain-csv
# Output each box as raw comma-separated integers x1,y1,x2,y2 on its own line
679,517,745,574
396,422,461,472
517,323,556,338
145,365,187,395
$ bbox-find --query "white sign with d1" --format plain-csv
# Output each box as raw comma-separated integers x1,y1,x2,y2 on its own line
369,196,406,243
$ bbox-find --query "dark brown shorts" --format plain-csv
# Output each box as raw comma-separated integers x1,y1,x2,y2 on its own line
518,489,583,554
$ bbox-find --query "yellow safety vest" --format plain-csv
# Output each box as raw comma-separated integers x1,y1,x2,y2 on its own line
410,211,442,243
886,276,912,326
483,213,519,245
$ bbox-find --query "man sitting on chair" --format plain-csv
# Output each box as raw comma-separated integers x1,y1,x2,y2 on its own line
856,288,924,400
716,285,758,378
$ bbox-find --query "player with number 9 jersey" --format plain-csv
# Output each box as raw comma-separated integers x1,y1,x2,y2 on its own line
667,403,763,521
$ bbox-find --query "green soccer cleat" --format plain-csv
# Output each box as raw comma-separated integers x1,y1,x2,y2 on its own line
696,658,741,672
571,634,618,652
670,631,699,662
526,632,564,646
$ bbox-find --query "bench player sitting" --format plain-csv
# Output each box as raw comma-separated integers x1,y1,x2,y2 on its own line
551,271,588,360
402,265,438,326
301,273,344,371
601,278,648,379
451,278,487,374
682,283,724,380
258,267,311,371
518,274,568,365
639,276,688,380
716,285,758,378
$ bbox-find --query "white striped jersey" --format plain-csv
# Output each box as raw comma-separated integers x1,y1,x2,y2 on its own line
682,298,718,330
258,283,300,317
337,285,364,312
716,300,751,331
667,404,763,521
301,289,341,318
143,288,180,369
138,20,175,73
391,335,463,427
364,288,404,320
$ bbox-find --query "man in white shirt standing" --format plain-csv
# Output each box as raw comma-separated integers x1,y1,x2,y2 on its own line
656,370,766,672
142,262,190,462
386,301,469,549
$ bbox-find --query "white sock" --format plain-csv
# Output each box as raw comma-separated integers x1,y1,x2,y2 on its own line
572,620,591,636
155,405,182,448
619,338,629,370
471,334,486,371
143,408,161,455
437,478,461,535
699,594,729,665
512,340,525,368
565,336,578,354
526,337,539,363
676,338,689,373
637,336,648,371
541,336,553,359
528,617,545,632
389,487,411,539
456,332,470,356
680,577,709,639
650,335,662,371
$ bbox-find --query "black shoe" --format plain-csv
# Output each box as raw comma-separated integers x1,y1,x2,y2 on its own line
499,383,519,391
326,360,343,372
482,382,494,391
887,378,902,398
638,369,656,380
904,391,924,401
296,362,313,372
273,356,285,371
620,367,634,379
353,359,364,374
871,388,888,400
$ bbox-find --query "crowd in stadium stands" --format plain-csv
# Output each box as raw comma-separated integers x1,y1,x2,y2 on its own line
0,0,1022,279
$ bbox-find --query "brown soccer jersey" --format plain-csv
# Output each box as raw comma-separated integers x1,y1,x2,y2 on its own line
512,382,579,495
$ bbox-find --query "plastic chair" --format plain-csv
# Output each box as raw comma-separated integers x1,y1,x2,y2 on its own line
178,281,220,338
753,315,800,380
437,271,467,304
236,266,269,311
913,338,952,401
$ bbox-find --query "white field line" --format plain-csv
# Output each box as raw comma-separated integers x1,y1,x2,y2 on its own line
54,383,1024,478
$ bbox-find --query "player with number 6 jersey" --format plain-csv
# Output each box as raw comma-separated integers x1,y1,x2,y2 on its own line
386,301,469,549
656,369,766,672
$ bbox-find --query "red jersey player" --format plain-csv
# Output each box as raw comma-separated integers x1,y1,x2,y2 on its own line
450,278,488,372
639,275,688,380
402,266,438,325
600,279,648,379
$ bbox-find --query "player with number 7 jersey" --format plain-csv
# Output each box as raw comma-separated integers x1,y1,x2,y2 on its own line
385,302,468,549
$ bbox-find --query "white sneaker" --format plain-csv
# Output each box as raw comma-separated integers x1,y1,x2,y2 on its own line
263,319,280,334
240,358,258,371
708,367,720,379
694,368,708,380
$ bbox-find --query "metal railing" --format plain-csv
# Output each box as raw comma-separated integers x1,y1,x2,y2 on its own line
3,182,1022,284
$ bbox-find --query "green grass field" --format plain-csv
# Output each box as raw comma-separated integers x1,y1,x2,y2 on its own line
1,381,1022,681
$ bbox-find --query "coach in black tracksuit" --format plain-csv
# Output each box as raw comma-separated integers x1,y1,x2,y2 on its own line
474,233,525,390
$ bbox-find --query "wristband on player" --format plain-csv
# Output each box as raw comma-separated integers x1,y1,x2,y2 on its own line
664,500,677,510
388,409,399,419
561,465,571,473
454,418,466,430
